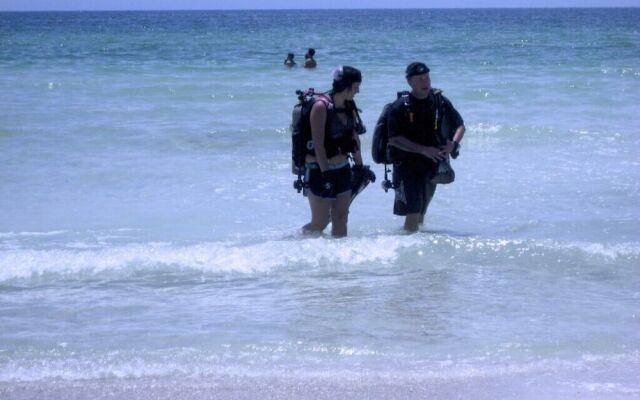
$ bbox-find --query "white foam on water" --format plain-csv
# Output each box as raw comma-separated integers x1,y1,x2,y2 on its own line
0,235,423,281
0,348,637,386
566,241,640,260
471,122,503,134
0,230,68,239
1,234,637,282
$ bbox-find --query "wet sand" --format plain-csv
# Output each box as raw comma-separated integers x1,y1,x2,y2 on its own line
0,373,630,400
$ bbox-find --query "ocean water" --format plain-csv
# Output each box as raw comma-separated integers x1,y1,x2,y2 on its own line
1,8,639,399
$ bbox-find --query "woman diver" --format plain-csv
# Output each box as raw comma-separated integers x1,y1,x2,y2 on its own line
302,66,363,238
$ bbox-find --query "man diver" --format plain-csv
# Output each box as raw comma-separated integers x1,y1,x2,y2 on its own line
387,62,466,232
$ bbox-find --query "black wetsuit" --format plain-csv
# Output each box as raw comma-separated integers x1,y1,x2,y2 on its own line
387,90,463,215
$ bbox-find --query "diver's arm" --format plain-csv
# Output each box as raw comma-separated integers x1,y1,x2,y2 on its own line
440,97,465,156
441,124,466,156
352,130,363,166
389,136,445,162
310,102,329,172
452,124,465,143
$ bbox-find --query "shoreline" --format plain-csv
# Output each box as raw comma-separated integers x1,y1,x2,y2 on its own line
1,372,636,400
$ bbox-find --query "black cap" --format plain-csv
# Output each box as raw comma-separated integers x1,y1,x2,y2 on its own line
405,62,430,78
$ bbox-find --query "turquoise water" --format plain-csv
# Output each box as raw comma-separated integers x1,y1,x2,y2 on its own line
1,9,639,398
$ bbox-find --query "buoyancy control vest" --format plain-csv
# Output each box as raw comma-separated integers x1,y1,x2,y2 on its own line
371,88,460,165
291,89,364,174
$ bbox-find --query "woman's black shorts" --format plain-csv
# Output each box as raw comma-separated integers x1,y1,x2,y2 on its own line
304,162,351,200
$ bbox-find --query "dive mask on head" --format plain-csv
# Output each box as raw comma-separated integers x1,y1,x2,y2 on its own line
332,65,344,82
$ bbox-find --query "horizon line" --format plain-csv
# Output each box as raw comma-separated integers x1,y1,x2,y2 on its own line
2,6,639,12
